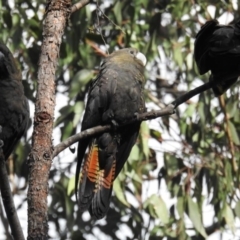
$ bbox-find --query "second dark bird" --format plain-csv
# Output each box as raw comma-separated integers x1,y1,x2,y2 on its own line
76,48,146,219
194,19,240,96
0,43,29,160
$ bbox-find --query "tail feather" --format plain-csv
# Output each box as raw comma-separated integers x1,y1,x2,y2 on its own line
78,135,117,219
115,124,140,178
78,141,99,212
75,138,90,200
90,160,116,219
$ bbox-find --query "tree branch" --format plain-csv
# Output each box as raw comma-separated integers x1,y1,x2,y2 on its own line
0,143,25,239
171,81,213,108
71,0,91,13
0,199,12,239
53,80,215,158
53,105,175,157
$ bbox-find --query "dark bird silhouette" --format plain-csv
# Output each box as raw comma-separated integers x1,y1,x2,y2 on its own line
0,43,29,160
76,48,146,219
194,19,240,96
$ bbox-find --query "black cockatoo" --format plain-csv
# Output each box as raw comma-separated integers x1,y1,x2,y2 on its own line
194,19,240,96
76,48,146,219
0,43,29,160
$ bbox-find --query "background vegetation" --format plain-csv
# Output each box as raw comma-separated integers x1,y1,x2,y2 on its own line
0,0,240,239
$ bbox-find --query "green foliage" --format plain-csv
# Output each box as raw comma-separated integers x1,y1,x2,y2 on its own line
1,0,240,239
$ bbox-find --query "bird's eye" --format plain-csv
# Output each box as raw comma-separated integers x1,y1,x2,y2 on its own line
130,50,135,55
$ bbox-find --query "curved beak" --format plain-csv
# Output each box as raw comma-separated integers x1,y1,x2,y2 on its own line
136,52,147,66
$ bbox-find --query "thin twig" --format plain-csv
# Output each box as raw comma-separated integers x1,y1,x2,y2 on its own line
96,0,109,54
85,39,108,57
147,92,165,109
0,150,25,240
218,95,238,172
96,2,125,34
71,0,91,13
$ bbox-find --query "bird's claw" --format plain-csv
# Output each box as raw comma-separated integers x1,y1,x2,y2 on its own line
134,112,140,120
111,120,119,130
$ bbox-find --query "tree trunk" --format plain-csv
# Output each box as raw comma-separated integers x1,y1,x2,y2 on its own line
27,0,71,239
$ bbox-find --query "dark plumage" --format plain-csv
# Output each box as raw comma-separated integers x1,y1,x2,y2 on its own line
76,48,146,219
194,19,240,96
0,43,29,160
